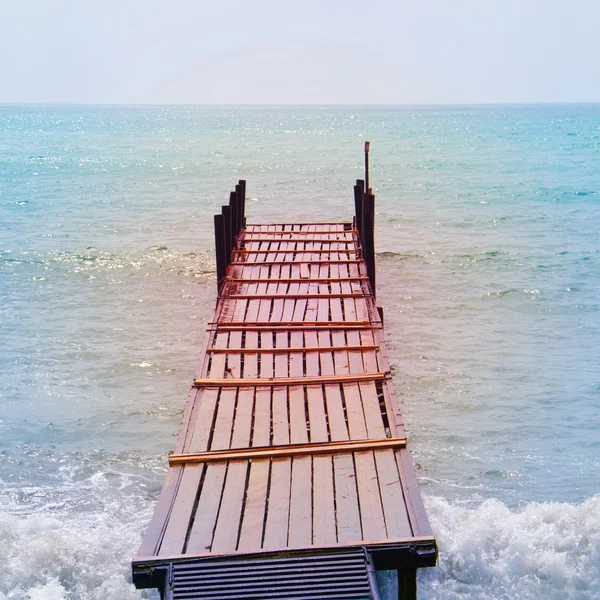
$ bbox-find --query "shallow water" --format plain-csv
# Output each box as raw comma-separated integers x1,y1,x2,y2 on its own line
1,104,599,599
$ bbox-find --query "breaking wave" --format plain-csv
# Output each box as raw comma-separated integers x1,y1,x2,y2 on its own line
0,450,163,600
419,495,600,600
2,487,598,599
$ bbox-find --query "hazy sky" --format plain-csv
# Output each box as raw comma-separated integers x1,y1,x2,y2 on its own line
1,0,599,104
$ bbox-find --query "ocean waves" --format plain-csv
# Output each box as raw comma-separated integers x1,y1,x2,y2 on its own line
420,495,600,600
0,245,215,454
0,245,216,281
1,480,597,600
0,448,164,600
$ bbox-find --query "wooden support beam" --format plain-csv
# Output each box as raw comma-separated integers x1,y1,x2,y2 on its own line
398,569,417,600
229,259,362,265
134,536,437,564
244,223,355,229
194,372,386,388
239,238,357,243
169,437,407,465
207,323,379,331
219,293,369,300
208,320,372,328
205,345,379,354
226,276,369,283
233,249,360,254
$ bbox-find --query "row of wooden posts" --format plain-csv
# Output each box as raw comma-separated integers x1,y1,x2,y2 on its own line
213,172,376,300
214,180,246,285
354,178,376,299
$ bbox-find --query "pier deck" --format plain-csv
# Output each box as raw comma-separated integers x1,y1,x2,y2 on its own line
133,181,436,599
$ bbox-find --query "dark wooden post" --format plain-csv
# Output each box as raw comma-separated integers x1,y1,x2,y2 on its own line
397,569,417,600
235,184,243,236
366,191,375,217
364,211,375,297
222,204,232,265
355,144,376,296
354,183,364,243
214,181,248,290
365,141,370,193
229,191,238,245
238,180,246,228
356,178,365,199
355,179,365,244
214,213,227,288
368,189,376,290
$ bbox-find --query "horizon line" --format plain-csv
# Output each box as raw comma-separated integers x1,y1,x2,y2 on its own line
1,101,599,108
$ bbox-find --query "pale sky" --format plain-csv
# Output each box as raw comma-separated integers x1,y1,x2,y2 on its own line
1,0,599,105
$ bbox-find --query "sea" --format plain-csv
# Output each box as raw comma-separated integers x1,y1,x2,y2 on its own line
0,104,598,600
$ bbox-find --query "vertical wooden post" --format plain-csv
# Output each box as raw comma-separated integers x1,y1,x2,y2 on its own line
366,191,375,218
359,187,375,298
355,179,365,245
214,213,227,288
356,143,375,295
229,191,238,245
356,178,365,200
213,181,248,290
235,184,243,236
397,569,417,600
364,211,376,298
354,183,364,244
365,141,370,193
238,180,246,228
222,204,232,265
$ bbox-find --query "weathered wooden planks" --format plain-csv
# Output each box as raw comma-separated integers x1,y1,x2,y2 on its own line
134,218,435,583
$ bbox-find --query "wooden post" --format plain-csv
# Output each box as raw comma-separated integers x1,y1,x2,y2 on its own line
229,191,238,244
359,185,376,298
355,179,365,245
366,191,375,217
397,569,417,600
364,211,376,298
238,179,246,228
222,204,232,265
356,179,365,199
365,141,370,193
214,213,227,288
354,183,364,244
235,184,243,236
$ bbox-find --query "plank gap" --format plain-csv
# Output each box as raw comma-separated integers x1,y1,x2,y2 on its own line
235,460,254,550
180,464,207,555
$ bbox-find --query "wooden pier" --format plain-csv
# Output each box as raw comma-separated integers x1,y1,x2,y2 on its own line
133,169,437,599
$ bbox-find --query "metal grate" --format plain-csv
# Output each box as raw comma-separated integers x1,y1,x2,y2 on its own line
166,550,380,600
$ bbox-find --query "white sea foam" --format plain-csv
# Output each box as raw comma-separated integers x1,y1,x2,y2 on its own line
0,451,163,600
2,491,598,599
419,495,600,600
0,503,158,600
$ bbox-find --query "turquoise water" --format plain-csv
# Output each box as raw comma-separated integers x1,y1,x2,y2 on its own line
1,105,599,599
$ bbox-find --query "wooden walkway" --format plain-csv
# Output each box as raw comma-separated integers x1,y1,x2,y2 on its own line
133,179,436,600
